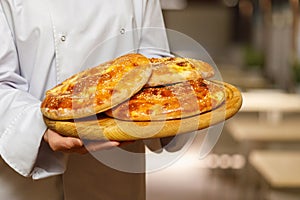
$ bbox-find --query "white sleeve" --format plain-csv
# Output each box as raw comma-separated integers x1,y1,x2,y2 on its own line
0,4,66,179
136,0,172,58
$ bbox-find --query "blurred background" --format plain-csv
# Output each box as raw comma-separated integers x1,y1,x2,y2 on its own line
146,0,300,200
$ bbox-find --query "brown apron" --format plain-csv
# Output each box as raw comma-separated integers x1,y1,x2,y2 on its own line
63,141,146,200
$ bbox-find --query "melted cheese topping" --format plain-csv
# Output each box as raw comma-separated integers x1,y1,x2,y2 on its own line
107,79,225,121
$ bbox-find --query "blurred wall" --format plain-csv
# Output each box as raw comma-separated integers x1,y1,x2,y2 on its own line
162,3,234,61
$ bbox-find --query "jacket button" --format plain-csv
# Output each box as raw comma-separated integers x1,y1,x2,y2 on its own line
120,28,125,34
60,35,66,42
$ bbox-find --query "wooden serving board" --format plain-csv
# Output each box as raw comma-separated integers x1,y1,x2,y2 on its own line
43,81,242,141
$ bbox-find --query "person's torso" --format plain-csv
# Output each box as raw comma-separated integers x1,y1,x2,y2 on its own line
1,0,144,99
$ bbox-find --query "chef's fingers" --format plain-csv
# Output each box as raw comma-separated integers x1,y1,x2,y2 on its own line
84,141,120,152
44,129,84,152
44,129,120,154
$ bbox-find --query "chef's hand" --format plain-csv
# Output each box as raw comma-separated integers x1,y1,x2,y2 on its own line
144,134,190,153
44,129,120,154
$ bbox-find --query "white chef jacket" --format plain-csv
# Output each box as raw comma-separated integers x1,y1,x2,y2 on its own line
0,0,170,199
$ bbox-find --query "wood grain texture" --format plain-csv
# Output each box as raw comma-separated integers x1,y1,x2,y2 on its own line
43,81,242,141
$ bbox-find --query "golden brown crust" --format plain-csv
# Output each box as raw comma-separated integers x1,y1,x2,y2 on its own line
105,79,225,121
41,53,152,120
145,57,215,87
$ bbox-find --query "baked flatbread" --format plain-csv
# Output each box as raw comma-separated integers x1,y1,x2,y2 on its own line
105,79,225,121
41,53,152,120
42,81,242,141
145,57,215,87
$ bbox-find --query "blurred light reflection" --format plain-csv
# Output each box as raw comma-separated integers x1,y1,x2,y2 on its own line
223,0,239,7
200,153,246,170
